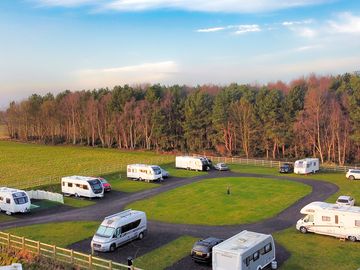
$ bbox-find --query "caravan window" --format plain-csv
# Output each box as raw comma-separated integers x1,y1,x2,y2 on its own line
322,216,331,222
13,192,28,205
6,198,10,204
62,182,65,186
355,220,360,227
253,251,260,261
265,243,272,253
306,163,310,168
68,183,73,187
297,161,304,168
76,184,81,188
0,197,3,201
152,167,162,175
245,256,251,266
83,185,89,190
313,162,317,166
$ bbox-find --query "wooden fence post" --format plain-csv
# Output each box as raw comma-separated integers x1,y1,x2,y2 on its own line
89,254,92,269
22,237,25,250
37,241,40,254
109,260,113,270
53,245,56,259
6,233,10,248
70,249,74,264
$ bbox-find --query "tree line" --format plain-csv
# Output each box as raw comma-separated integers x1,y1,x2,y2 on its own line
2,73,360,165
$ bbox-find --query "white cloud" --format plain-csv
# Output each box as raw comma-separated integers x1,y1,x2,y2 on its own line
75,61,178,88
35,0,330,13
328,12,360,34
282,19,313,26
196,27,225,33
234,24,261,34
293,44,322,52
297,27,317,38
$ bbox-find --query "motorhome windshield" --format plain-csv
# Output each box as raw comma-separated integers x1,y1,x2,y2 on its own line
12,192,28,205
95,225,115,238
88,179,102,193
152,167,162,175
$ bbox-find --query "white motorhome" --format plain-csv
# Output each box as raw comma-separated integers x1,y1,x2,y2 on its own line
91,209,147,252
296,201,360,241
212,230,276,270
61,176,104,198
294,158,319,174
175,156,210,171
127,164,163,182
0,188,31,215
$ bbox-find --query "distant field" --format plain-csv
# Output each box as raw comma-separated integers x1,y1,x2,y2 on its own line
0,141,203,190
127,177,311,225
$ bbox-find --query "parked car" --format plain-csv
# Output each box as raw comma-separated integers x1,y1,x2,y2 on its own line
161,168,169,178
346,169,360,180
336,195,355,206
99,178,111,192
214,163,229,171
279,163,294,173
191,237,223,264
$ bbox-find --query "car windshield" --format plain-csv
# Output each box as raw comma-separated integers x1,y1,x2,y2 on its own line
152,167,162,175
193,244,210,253
221,164,226,167
95,225,115,238
337,199,349,203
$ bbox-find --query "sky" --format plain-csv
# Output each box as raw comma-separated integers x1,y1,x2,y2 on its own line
0,0,360,108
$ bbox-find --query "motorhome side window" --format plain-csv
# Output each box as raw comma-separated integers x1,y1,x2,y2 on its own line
322,216,331,222
264,243,272,253
121,219,141,233
253,251,259,261
245,256,251,266
115,228,121,237
355,220,360,227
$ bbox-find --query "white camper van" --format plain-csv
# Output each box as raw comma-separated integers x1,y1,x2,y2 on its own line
294,158,319,174
212,230,276,270
0,188,31,215
296,201,360,241
61,176,104,198
91,209,147,252
175,156,210,171
127,164,163,182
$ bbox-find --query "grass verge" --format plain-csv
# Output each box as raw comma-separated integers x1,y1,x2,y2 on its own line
135,236,198,270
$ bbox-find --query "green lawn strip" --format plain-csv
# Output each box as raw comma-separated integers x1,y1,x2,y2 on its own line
5,221,99,247
274,228,360,270
134,236,198,270
63,197,95,208
0,214,16,223
127,177,311,225
102,172,160,192
229,164,360,205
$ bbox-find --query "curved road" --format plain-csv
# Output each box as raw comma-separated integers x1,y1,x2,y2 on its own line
0,171,339,269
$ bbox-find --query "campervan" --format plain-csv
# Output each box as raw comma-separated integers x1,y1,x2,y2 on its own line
175,156,210,171
294,158,319,174
61,176,104,198
212,230,276,270
126,164,163,182
0,188,31,215
296,201,360,241
91,209,147,252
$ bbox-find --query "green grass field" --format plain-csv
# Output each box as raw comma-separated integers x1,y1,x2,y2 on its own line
5,221,99,247
0,141,202,191
127,177,311,225
135,236,198,270
275,228,360,270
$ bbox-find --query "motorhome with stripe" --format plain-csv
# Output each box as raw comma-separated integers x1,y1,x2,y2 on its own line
296,202,360,241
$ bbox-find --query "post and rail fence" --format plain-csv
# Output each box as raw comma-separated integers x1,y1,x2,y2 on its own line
0,232,142,270
1,155,359,190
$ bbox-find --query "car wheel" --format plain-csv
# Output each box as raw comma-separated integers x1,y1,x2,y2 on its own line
109,244,116,252
349,175,355,180
348,236,357,242
138,232,144,240
300,226,307,234
74,193,79,198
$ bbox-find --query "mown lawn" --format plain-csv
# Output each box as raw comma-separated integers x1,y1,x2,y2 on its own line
127,177,311,225
229,164,360,204
135,236,198,270
5,221,99,247
275,228,360,270
0,141,202,191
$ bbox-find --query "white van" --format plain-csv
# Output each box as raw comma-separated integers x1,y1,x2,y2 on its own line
296,201,360,241
127,164,163,182
175,156,210,171
294,158,319,174
61,176,104,198
91,209,147,252
212,230,276,270
0,188,31,215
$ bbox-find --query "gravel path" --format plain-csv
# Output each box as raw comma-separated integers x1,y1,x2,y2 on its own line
0,171,339,269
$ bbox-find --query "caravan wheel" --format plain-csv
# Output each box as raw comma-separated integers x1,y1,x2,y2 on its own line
74,193,79,198
5,211,11,216
348,236,357,242
139,177,143,181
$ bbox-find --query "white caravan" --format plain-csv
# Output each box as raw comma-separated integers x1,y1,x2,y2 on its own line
127,164,163,182
175,156,210,171
0,188,31,215
91,209,147,252
61,176,104,198
296,201,360,241
294,158,319,174
212,230,276,270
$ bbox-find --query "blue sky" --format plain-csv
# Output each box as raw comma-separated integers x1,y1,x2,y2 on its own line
1,0,360,107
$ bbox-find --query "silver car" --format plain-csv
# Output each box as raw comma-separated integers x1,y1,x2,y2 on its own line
214,163,229,171
336,195,355,206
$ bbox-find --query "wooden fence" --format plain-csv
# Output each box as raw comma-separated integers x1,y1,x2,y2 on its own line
0,232,143,270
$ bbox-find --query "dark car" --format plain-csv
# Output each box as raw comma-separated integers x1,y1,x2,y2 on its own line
279,163,294,173
191,237,223,264
99,178,111,192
